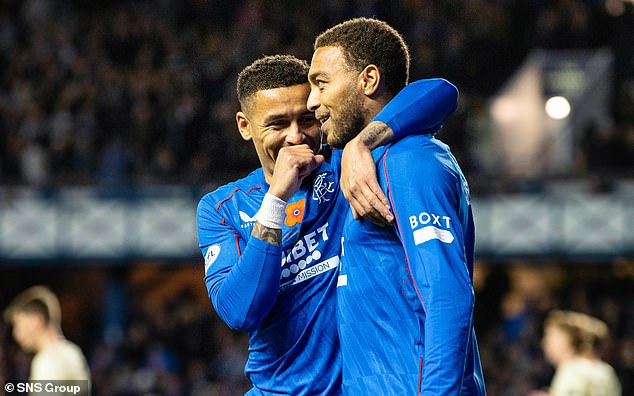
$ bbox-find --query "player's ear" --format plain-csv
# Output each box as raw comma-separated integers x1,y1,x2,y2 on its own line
236,112,252,141
359,64,380,96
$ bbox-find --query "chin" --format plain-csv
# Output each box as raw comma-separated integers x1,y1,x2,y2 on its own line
325,130,341,148
17,341,35,352
327,136,346,149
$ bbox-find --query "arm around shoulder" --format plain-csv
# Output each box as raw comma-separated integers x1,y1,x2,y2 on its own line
373,78,458,140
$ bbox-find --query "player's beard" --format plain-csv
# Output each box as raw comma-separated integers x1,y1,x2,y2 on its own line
327,88,372,149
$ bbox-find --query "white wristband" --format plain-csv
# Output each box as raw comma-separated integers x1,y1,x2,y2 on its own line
256,193,287,229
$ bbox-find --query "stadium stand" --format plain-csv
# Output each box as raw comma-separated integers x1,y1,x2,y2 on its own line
0,1,632,395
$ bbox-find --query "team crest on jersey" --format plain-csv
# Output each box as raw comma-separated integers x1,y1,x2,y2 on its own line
284,199,305,227
312,172,335,204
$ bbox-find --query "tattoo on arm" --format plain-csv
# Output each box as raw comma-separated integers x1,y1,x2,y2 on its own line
358,122,392,149
251,222,282,246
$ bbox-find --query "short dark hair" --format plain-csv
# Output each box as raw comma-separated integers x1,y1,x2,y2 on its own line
237,55,310,112
314,18,410,95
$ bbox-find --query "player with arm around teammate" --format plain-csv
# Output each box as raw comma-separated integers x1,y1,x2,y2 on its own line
308,18,486,395
196,54,460,395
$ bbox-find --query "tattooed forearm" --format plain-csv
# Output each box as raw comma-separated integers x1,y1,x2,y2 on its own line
357,121,393,149
251,222,282,246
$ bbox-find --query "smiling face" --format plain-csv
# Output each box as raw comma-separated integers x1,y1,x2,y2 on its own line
307,46,372,149
236,83,321,181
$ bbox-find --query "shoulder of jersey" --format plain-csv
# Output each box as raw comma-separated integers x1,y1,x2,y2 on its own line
383,135,452,178
202,169,265,209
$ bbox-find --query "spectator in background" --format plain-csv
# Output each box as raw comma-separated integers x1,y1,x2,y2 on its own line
531,310,621,396
3,286,91,392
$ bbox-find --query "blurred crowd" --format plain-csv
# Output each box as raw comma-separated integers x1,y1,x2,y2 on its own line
474,262,633,395
1,262,632,395
85,291,251,396
1,266,253,396
0,0,632,190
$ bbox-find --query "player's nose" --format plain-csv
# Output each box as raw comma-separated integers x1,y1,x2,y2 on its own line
307,86,320,112
285,122,303,145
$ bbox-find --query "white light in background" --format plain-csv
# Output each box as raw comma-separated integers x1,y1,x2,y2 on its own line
605,0,631,16
545,96,571,120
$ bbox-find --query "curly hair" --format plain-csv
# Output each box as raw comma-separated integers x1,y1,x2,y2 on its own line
314,17,409,95
237,55,310,112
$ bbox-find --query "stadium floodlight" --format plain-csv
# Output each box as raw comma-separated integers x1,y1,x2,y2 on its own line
489,48,614,177
545,96,571,120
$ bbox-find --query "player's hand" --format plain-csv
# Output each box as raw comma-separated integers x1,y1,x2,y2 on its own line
341,136,393,226
269,144,324,201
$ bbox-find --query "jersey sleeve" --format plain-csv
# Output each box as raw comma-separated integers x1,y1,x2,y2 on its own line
380,144,474,394
373,78,459,140
196,197,282,333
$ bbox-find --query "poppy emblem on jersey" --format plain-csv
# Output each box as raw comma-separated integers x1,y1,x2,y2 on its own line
285,199,305,227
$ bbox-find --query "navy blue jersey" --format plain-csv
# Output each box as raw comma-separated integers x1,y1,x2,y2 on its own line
197,164,346,395
337,134,486,395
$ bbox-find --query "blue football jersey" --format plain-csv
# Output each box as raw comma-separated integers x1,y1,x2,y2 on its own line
196,78,471,395
197,163,345,395
336,134,487,395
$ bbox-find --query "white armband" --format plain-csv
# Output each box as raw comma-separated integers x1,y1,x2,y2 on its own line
255,193,287,229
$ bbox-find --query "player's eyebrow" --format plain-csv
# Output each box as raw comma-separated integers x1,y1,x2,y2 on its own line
308,71,326,83
261,113,287,125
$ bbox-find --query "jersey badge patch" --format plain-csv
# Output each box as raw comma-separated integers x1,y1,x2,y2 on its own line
204,244,221,273
284,199,305,227
409,211,455,245
312,172,335,204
